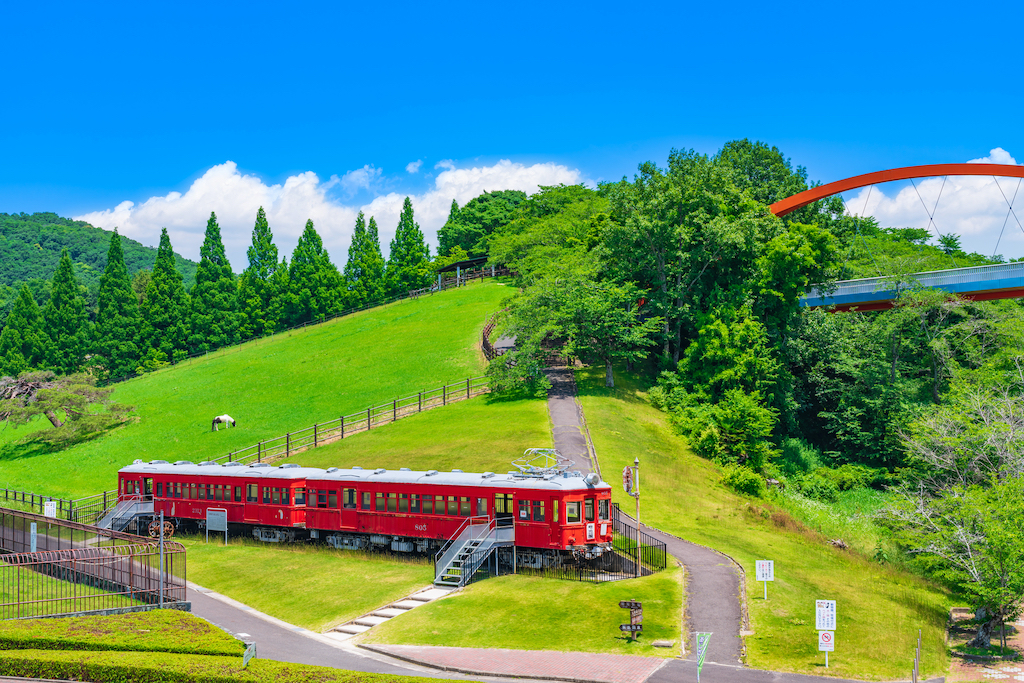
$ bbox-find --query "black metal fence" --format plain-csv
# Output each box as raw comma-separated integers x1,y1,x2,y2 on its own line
611,503,668,574
0,489,117,526
0,506,187,619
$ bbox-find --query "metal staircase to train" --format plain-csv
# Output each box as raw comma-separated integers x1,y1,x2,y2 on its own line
433,516,513,587
95,496,153,533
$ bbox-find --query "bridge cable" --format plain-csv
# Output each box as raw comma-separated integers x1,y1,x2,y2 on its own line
991,177,1024,259
840,188,882,277
909,177,957,268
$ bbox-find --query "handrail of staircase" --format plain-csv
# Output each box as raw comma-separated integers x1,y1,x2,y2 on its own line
433,515,492,576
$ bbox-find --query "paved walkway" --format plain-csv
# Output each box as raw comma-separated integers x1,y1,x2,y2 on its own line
363,644,667,683
545,367,593,474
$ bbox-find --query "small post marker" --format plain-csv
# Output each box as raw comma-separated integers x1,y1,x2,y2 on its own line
242,641,256,668
694,632,712,682
815,599,837,668
755,560,774,600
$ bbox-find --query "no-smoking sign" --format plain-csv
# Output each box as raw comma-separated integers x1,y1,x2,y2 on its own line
818,631,835,652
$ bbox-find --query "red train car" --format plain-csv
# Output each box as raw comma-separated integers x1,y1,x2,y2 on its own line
117,460,613,557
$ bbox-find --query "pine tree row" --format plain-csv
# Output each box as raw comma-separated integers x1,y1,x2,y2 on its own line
0,198,434,380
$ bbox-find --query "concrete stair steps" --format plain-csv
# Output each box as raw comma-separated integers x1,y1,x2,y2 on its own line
373,608,407,618
392,600,424,609
322,631,354,642
354,615,390,627
335,624,372,635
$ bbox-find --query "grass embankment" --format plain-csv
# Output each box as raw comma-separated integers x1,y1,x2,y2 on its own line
364,566,684,657
576,367,951,680
278,391,550,473
182,537,433,632
0,610,457,683
0,280,509,498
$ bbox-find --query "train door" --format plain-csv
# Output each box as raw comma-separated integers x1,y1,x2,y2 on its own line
341,488,357,529
142,478,154,501
549,496,561,547
584,497,596,542
494,493,514,527
243,483,259,522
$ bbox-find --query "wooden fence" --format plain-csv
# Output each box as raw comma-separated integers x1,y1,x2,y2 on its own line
212,376,490,466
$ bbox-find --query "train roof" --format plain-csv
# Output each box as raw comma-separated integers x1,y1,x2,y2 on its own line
118,461,610,491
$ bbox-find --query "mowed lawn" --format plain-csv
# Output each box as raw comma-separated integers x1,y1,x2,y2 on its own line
0,280,509,498
363,567,684,657
277,392,551,474
182,537,433,632
575,367,951,680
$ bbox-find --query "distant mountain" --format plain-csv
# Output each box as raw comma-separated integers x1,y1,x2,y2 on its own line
0,212,198,319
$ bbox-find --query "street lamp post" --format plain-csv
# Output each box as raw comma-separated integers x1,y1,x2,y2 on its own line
633,456,640,528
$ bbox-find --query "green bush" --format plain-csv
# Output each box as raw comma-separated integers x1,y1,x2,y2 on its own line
668,389,778,472
777,438,823,476
795,473,839,502
721,464,767,498
0,649,427,683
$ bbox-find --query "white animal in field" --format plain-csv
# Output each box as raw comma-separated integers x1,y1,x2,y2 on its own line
212,414,236,431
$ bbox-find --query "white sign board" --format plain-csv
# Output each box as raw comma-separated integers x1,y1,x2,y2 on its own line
815,600,837,630
206,508,228,532
242,641,257,667
206,508,228,544
818,630,834,652
43,501,57,518
30,522,37,553
756,560,774,582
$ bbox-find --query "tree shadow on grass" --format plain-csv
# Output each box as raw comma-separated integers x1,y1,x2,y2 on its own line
0,418,130,463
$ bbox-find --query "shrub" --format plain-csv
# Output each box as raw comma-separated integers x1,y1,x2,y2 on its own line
669,389,778,472
722,464,767,498
777,438,823,476
795,473,839,502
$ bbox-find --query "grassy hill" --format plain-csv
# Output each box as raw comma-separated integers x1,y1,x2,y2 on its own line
0,212,198,319
575,367,950,680
0,280,510,498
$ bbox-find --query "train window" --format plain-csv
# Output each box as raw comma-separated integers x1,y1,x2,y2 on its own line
317,491,328,508
518,500,530,521
387,493,397,513
307,489,316,507
585,499,594,522
246,484,258,503
477,497,486,516
220,485,227,502
189,484,197,499
263,487,271,504
327,491,336,508
599,499,609,520
207,484,214,500
533,501,545,522
156,482,163,497
447,496,458,516
340,489,354,509
376,492,385,512
553,499,559,523
295,487,306,506
567,501,581,523
422,494,434,514
411,494,421,513
234,486,242,502
272,488,281,505
198,485,206,500
460,497,470,516
176,483,183,499
361,492,371,510
398,494,409,513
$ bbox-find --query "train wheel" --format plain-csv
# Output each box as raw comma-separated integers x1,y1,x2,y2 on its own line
148,520,176,538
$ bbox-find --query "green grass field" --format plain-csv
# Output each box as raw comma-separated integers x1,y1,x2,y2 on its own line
363,566,684,657
0,280,510,498
277,391,551,473
181,537,433,632
576,367,951,680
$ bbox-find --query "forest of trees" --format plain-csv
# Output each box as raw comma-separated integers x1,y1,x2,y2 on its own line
0,198,434,380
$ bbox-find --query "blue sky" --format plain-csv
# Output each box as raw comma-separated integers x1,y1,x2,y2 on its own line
2,1,1022,264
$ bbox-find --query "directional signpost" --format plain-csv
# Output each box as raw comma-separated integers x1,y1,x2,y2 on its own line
755,560,774,600
619,600,642,641
242,641,257,668
815,600,836,668
695,632,712,682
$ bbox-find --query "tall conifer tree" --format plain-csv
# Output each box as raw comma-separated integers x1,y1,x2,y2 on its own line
437,198,463,257
237,207,283,338
0,285,48,376
287,219,343,325
94,230,142,379
386,197,432,296
189,212,238,352
363,217,387,303
139,228,190,363
44,249,88,375
342,212,368,306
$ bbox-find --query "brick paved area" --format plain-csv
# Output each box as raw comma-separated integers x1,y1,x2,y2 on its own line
361,644,669,683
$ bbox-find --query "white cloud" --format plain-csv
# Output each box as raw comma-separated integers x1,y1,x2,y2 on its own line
434,159,455,171
74,159,583,270
405,160,423,174
842,148,1024,258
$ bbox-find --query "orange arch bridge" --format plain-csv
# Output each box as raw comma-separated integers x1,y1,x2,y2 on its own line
769,163,1024,311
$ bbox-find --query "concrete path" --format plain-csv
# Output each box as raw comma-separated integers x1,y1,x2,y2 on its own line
544,367,593,474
